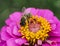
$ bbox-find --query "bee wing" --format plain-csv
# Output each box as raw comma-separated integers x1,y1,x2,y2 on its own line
22,7,26,12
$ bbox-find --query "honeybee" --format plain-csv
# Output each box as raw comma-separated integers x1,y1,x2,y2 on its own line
20,13,32,26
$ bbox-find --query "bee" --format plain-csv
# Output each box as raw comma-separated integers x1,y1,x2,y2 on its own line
20,13,32,26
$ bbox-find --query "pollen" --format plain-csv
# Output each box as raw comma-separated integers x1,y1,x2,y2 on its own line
19,15,51,43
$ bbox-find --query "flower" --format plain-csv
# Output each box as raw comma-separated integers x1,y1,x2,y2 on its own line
0,8,60,46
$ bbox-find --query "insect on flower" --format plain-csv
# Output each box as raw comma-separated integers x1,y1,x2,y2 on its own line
20,13,32,26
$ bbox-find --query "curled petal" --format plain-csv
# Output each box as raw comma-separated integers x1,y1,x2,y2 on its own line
46,40,57,46
7,38,19,46
15,38,27,45
1,26,12,41
13,26,21,36
6,25,21,37
50,42,57,46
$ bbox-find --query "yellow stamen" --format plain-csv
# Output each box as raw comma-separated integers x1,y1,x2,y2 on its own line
19,15,51,43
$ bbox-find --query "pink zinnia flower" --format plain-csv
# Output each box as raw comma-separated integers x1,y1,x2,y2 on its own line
0,8,60,46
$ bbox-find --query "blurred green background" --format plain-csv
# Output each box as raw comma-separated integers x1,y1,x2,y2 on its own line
0,0,60,28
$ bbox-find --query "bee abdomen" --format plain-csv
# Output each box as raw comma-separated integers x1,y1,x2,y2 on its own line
20,17,26,26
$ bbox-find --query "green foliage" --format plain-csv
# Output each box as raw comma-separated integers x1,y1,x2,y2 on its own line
0,0,60,28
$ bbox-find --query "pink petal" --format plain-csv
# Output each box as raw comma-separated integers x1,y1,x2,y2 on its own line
42,42,60,46
5,18,20,29
24,43,29,45
42,43,50,46
51,24,56,30
37,9,45,17
6,26,13,37
35,44,38,46
53,16,60,24
6,26,21,37
6,26,17,38
43,9,54,20
10,12,22,22
13,26,21,36
46,40,58,46
48,20,54,23
30,8,38,15
5,19,16,27
6,26,16,38
57,43,60,46
50,42,57,46
49,22,60,36
0,43,6,46
52,43,60,46
15,38,27,45
2,43,7,46
48,36,60,42
7,38,20,46
0,40,6,46
1,26,12,41
37,40,42,45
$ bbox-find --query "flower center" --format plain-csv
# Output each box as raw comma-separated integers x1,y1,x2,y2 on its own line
19,15,51,44
29,19,40,33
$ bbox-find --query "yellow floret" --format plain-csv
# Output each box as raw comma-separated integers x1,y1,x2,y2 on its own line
19,16,51,43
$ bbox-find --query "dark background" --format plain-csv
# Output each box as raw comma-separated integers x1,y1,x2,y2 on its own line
0,0,60,28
